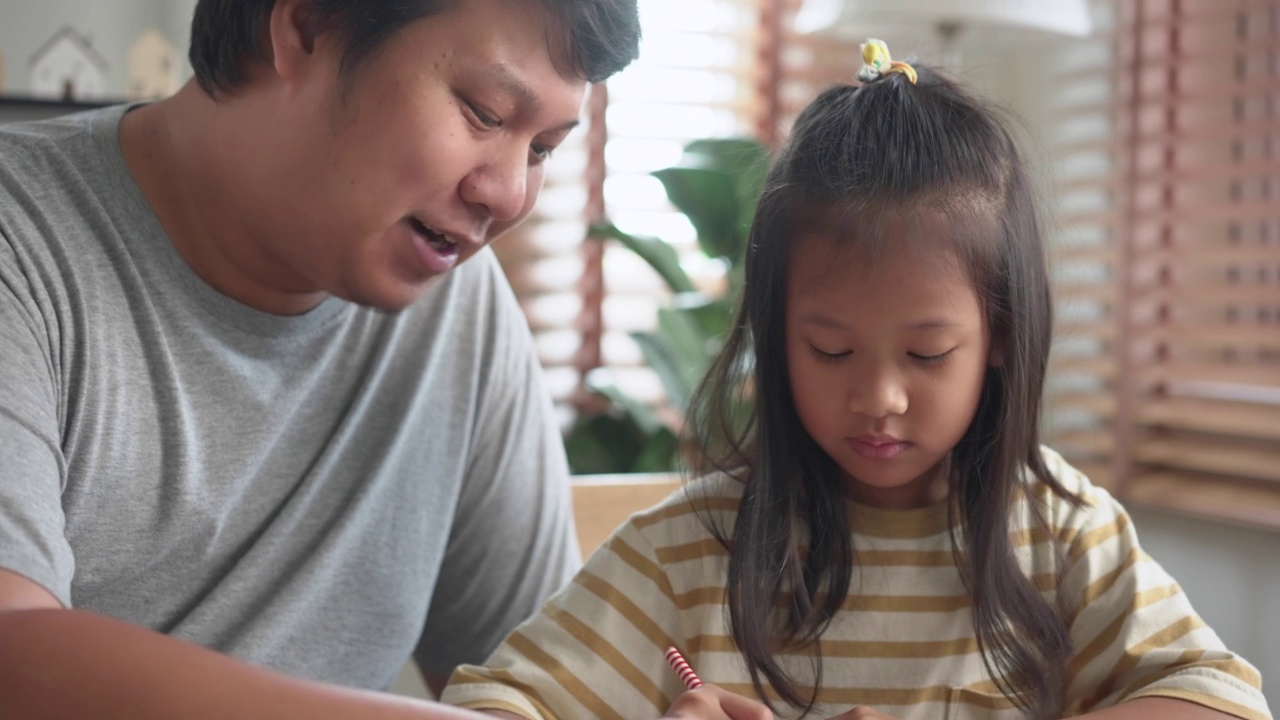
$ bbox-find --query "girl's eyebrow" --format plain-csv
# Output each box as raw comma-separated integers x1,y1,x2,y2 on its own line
798,312,961,331
906,318,962,330
797,311,847,329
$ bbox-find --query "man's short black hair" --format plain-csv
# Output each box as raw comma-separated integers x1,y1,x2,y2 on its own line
188,0,641,98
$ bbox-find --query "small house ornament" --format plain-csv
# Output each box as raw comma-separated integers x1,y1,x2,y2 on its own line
30,26,108,101
127,28,181,100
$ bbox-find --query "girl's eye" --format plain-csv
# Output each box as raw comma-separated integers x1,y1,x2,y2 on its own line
909,349,954,365
808,345,850,364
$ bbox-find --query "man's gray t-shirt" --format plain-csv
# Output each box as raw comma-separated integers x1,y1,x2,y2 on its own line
0,106,579,689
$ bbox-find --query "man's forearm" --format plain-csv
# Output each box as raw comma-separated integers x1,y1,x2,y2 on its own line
0,609,483,720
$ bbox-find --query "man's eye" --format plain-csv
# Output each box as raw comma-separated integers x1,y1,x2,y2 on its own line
466,101,501,128
530,144,554,163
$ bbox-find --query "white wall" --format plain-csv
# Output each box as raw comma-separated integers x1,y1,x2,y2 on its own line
1130,508,1280,705
0,0,193,97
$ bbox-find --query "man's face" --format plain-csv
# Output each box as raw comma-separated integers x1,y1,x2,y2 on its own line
262,0,585,310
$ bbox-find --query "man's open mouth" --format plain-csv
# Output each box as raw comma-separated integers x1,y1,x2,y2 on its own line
409,217,457,253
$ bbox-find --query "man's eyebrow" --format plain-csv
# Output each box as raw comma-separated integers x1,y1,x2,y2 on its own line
481,65,580,133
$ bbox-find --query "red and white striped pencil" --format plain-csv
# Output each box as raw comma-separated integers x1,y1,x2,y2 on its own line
665,646,703,690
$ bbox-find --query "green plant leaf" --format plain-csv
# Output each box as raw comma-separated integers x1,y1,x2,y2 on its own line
658,307,713,387
670,138,769,264
652,166,739,261
563,412,644,475
583,370,665,437
683,138,768,202
673,293,734,346
589,222,695,295
630,426,679,473
630,331,693,413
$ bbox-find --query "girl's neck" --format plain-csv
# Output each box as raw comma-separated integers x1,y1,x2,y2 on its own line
843,458,950,510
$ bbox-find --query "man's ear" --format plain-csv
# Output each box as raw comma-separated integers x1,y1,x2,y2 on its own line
266,0,327,84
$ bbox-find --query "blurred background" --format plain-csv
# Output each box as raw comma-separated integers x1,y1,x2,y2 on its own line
1,0,1276,704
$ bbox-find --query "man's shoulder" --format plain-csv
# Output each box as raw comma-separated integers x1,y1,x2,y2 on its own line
0,107,127,240
0,106,116,177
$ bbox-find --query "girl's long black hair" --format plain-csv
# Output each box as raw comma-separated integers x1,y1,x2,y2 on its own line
685,65,1083,718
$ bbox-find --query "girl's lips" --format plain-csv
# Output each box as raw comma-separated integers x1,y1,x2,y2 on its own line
848,437,911,460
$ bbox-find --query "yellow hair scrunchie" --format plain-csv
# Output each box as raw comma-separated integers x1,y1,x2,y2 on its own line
857,38,918,85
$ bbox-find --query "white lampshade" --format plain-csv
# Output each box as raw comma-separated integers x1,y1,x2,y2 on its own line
796,0,1093,39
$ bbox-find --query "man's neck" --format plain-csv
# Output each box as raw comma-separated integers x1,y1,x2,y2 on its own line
117,83,328,316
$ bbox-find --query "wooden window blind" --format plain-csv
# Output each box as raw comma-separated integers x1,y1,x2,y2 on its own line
499,2,766,427
588,0,762,408
772,0,864,140
1044,2,1124,493
493,112,596,428
1046,0,1280,530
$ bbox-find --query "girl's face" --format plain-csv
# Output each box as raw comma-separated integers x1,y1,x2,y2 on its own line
784,231,995,509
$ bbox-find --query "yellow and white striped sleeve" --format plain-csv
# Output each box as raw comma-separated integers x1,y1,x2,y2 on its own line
1056,481,1272,720
440,495,701,719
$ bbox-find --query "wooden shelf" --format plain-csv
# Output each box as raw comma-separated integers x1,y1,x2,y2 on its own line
1142,363,1280,390
1124,471,1280,533
1135,436,1280,484
1046,392,1118,417
1048,429,1117,457
1139,397,1280,442
1049,356,1117,379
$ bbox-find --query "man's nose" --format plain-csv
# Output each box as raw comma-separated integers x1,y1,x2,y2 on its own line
462,148,528,222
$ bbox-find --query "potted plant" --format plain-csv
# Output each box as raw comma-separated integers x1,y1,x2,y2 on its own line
564,137,768,474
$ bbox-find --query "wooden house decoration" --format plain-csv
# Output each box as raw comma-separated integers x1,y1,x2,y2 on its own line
127,28,181,100
29,26,108,102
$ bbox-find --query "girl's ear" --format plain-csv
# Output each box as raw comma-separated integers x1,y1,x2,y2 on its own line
987,331,1006,368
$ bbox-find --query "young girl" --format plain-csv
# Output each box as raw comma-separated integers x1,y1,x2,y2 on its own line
440,42,1272,720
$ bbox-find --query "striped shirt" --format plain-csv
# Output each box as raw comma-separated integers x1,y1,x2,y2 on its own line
442,448,1271,720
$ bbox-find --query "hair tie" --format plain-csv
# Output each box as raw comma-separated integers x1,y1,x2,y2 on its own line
857,38,917,85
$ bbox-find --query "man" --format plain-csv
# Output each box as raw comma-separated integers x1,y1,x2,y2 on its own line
0,0,639,717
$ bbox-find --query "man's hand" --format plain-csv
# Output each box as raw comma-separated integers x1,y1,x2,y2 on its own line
663,684,774,720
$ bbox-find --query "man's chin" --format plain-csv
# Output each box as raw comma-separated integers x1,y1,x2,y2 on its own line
341,279,438,313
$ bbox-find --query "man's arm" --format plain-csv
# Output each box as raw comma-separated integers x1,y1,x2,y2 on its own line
0,569,489,720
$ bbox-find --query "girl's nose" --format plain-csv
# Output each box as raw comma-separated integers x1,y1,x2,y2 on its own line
848,368,909,419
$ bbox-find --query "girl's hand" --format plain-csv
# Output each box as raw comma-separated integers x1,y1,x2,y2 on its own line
662,684,774,720
826,707,900,720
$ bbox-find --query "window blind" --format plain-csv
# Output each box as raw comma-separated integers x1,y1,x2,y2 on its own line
592,0,761,407
1046,0,1280,529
